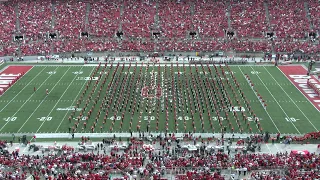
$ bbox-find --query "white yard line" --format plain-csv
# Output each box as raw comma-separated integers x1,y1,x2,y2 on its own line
264,66,318,131
35,66,85,133
277,65,320,112
0,66,45,112
249,66,301,134
0,67,59,131
274,143,280,152
238,66,281,133
265,143,272,154
16,67,71,133
54,67,95,133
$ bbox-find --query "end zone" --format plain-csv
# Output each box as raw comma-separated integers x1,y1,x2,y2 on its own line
0,66,33,95
278,65,320,111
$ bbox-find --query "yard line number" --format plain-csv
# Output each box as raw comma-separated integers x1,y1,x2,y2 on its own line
251,71,261,74
285,117,299,122
3,117,17,122
109,116,190,121
212,116,261,121
72,71,83,75
38,117,52,121
47,71,56,75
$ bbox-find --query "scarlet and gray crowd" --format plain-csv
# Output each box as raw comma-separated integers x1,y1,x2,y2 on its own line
0,132,320,180
0,0,319,56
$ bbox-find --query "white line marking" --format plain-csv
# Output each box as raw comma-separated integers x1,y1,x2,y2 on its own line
17,67,72,132
238,66,280,133
54,67,96,133
0,66,45,112
250,66,301,134
35,66,84,133
265,66,318,131
265,143,272,154
0,67,59,131
277,66,320,113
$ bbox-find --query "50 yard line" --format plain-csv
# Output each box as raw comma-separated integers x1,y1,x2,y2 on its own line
0,67,46,112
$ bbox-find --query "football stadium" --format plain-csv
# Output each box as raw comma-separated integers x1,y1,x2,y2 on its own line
0,0,319,179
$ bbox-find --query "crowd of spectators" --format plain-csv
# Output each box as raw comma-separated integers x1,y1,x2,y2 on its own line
230,0,268,38
53,1,86,38
274,39,320,54
308,0,320,32
158,0,192,38
122,0,156,38
0,132,320,179
0,0,318,56
0,2,16,44
88,0,121,38
268,0,310,39
193,0,227,38
18,0,52,40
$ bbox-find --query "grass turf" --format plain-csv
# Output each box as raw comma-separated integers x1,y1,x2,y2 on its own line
0,64,319,135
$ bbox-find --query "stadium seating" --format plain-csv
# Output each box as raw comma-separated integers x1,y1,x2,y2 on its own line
83,39,118,52
0,134,320,179
230,0,268,38
158,0,192,38
53,1,86,38
0,0,318,56
122,0,156,38
0,2,16,44
274,40,320,53
120,40,155,52
88,0,121,37
0,44,18,56
21,40,51,55
193,0,228,38
53,39,84,53
18,0,52,39
308,0,320,31
268,0,309,39
231,40,272,53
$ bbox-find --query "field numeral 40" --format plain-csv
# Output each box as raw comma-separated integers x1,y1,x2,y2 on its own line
4,117,17,122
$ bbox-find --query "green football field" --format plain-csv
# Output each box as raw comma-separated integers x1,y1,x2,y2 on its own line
0,63,319,135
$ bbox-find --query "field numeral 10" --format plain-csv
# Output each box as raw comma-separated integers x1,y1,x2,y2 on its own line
39,117,52,121
4,117,17,122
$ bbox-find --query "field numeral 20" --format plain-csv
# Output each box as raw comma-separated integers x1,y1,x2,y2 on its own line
39,117,52,121
4,117,17,122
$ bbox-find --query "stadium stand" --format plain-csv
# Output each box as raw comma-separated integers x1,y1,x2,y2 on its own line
122,0,156,38
0,2,16,44
1,132,320,179
193,0,228,38
18,0,52,39
88,0,121,38
268,0,310,39
230,0,268,38
0,0,318,56
0,1,320,180
53,1,86,38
